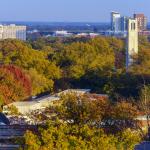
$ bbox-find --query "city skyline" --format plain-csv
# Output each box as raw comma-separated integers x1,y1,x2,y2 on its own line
0,0,150,22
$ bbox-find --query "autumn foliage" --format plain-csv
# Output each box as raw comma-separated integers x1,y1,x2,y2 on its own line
22,94,141,150
0,65,31,104
0,65,32,95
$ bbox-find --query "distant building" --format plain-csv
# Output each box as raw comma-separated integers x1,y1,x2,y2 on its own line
111,12,147,32
100,30,127,38
0,24,26,41
54,30,72,37
111,12,128,36
89,33,99,38
126,18,138,68
120,16,128,32
134,14,147,31
76,33,99,38
111,11,121,32
139,30,150,36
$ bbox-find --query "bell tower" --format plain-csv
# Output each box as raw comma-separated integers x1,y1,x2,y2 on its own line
126,18,138,68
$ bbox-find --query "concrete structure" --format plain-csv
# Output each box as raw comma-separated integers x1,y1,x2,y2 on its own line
3,89,91,115
134,14,147,31
126,18,138,68
3,96,59,115
0,24,26,41
57,89,91,96
136,115,150,129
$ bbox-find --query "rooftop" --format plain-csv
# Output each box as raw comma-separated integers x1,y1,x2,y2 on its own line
3,89,91,114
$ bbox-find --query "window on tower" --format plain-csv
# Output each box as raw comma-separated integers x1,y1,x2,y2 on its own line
134,23,136,30
131,22,136,30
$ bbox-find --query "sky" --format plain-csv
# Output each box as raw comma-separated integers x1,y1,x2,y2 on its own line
0,0,150,22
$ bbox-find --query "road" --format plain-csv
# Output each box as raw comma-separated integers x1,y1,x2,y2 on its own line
0,125,36,139
0,144,19,150
0,125,37,149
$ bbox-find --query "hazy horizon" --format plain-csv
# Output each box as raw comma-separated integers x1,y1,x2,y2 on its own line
0,0,150,22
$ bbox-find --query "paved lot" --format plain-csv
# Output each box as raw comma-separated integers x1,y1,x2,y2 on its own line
135,142,150,150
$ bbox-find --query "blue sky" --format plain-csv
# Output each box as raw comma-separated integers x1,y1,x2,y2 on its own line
0,0,150,22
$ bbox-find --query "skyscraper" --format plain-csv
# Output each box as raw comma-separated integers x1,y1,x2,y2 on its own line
134,14,147,31
126,18,138,68
111,11,121,32
111,12,128,33
120,16,128,32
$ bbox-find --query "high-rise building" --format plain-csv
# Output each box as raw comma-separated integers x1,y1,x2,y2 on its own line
111,11,121,32
126,18,138,68
120,16,128,32
111,12,128,33
0,24,26,41
134,14,147,31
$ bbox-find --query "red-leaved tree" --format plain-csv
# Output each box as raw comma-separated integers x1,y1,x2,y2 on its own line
0,65,32,104
0,65,32,96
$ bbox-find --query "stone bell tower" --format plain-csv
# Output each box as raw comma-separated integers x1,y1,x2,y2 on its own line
126,18,138,68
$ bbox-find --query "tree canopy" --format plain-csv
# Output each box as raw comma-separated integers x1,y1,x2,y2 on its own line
0,36,150,102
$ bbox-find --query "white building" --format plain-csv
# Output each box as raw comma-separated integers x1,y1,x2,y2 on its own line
0,24,26,41
126,18,138,68
54,30,72,37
